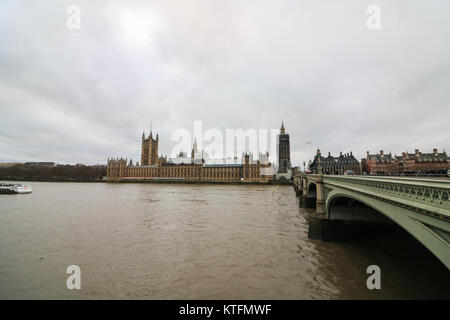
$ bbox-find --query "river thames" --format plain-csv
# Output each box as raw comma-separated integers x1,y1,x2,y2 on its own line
0,182,449,299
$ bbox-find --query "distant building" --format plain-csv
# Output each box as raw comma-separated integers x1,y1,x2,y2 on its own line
362,149,449,175
361,150,396,175
276,121,292,180
309,149,360,174
277,121,291,174
107,129,275,182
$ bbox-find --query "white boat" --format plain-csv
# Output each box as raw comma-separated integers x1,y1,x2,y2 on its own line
0,183,32,194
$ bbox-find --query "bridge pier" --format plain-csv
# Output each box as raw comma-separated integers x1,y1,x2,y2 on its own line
308,175,330,239
293,174,301,196
315,175,326,215
299,175,316,208
293,182,300,196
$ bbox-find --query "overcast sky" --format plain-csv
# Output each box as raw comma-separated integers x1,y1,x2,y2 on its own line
0,0,449,166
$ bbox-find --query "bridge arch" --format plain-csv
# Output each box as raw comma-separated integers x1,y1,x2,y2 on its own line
327,193,391,223
325,188,450,268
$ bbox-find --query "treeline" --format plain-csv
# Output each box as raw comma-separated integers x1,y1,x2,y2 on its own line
0,164,106,181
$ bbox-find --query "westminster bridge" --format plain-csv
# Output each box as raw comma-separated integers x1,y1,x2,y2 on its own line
292,174,450,269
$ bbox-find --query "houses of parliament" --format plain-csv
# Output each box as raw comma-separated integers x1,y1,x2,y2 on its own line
106,123,291,183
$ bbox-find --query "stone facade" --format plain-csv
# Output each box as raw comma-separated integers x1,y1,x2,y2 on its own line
362,149,449,175
141,131,158,166
309,149,361,174
107,131,274,182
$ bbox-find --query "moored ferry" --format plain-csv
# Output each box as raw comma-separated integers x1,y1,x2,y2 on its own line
0,183,32,194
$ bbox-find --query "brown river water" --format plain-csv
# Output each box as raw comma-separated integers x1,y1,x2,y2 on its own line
0,182,449,299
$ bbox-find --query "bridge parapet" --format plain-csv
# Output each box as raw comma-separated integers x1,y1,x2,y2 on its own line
322,176,450,218
294,174,450,215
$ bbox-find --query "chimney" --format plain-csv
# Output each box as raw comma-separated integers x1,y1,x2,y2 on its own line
366,151,370,159
340,152,343,157
328,152,331,157
402,152,406,157
380,150,384,156
433,148,438,155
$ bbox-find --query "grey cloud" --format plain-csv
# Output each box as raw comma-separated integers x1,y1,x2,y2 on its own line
0,0,449,165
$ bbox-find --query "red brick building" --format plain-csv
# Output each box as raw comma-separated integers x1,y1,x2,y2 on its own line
361,149,449,175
